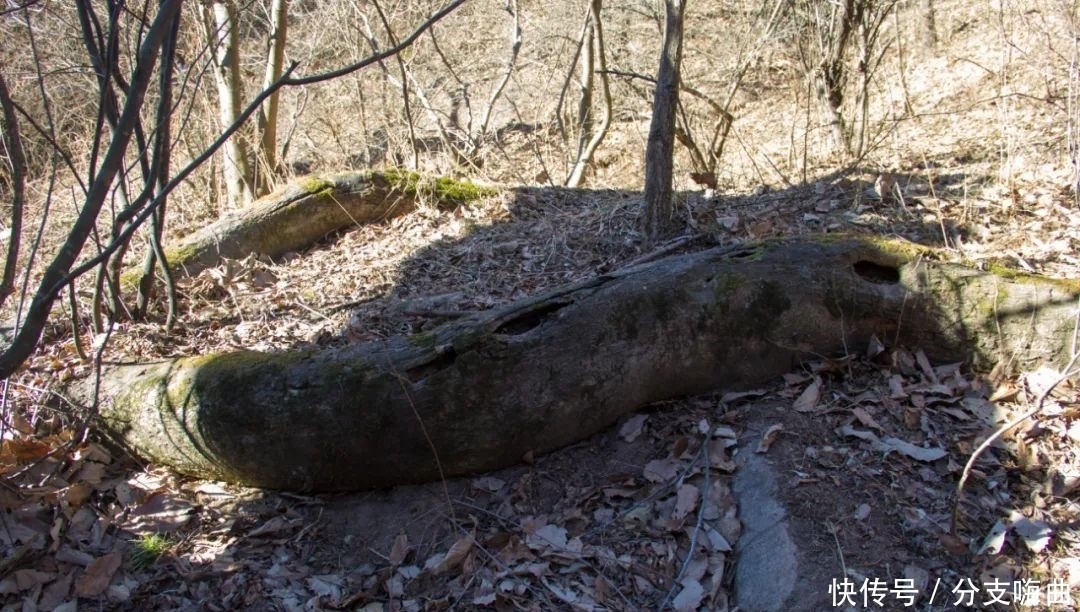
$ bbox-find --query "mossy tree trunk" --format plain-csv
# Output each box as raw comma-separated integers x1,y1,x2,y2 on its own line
86,237,1079,491
148,170,490,281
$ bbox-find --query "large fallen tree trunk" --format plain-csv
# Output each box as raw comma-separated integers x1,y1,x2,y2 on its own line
150,170,493,279
86,236,1079,491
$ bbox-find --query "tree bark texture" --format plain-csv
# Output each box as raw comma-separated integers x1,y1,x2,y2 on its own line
86,237,1080,491
642,0,685,242
919,0,937,49
257,0,289,185
146,170,482,280
202,0,255,209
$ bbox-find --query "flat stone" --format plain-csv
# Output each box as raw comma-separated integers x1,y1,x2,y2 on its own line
732,435,799,612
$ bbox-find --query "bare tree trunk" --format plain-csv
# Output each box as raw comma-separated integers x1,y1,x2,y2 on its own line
565,0,612,188
202,0,255,208
801,0,862,157
642,0,686,243
136,5,182,328
0,73,25,310
475,0,522,148
919,0,937,49
257,0,289,192
572,17,594,169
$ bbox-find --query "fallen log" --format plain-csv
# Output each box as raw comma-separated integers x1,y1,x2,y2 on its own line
151,170,494,279
86,236,1079,491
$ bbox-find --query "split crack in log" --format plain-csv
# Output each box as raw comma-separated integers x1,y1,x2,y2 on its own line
83,236,1079,491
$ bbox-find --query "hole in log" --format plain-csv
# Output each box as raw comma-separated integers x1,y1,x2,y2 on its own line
853,260,901,284
494,301,569,335
403,346,458,382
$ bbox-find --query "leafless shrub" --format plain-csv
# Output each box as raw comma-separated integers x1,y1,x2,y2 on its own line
790,0,900,161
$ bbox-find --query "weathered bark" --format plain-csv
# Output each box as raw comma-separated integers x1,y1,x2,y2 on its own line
0,72,26,310
86,237,1080,491
642,0,685,242
202,0,255,209
152,170,487,279
807,0,863,156
257,0,289,185
919,0,936,50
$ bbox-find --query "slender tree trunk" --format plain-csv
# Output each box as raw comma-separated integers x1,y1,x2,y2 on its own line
136,4,181,327
203,0,254,208
804,0,862,157
257,0,289,193
642,0,685,243
573,18,594,166
0,73,25,310
919,0,937,49
565,0,611,189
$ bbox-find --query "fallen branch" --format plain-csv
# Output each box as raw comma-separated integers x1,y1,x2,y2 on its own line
143,170,494,280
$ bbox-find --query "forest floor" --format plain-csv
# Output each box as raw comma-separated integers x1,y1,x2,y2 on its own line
4,165,1077,611
4,1,1080,611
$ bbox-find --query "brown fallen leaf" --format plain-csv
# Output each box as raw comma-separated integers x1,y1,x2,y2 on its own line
915,349,939,383
433,534,474,574
246,515,300,538
892,348,918,376
888,374,908,399
389,533,410,566
643,457,682,483
74,551,122,597
938,532,969,557
0,568,55,595
989,381,1019,403
672,579,705,612
672,484,700,521
793,378,821,412
865,334,885,359
852,407,884,432
0,438,52,466
593,574,613,604
756,424,784,453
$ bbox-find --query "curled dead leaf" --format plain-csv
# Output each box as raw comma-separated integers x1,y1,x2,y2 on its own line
389,533,410,566
433,534,474,574
793,378,821,412
852,407,884,432
756,424,784,453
